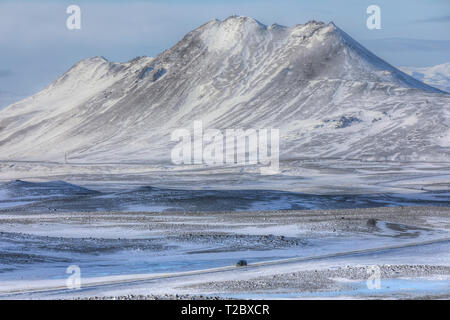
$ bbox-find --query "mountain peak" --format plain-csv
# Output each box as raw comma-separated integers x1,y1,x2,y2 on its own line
186,16,440,91
0,17,448,163
222,15,262,24
194,16,269,52
206,16,331,32
78,56,109,65
218,15,267,32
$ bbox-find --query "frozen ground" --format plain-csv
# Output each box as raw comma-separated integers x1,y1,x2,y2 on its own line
0,206,449,299
0,159,450,212
0,160,449,299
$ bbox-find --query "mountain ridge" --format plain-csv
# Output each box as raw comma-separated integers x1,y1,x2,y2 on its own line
0,16,448,163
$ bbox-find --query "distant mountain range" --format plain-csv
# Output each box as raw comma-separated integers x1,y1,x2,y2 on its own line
0,16,448,163
400,63,450,93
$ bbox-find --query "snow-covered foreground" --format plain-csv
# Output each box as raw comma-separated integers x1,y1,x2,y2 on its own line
0,158,448,299
0,206,449,299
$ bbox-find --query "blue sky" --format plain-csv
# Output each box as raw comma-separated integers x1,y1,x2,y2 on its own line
0,0,449,108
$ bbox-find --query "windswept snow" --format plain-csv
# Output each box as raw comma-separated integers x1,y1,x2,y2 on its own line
0,16,448,164
0,207,449,299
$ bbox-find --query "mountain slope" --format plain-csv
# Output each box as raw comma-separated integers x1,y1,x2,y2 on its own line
400,63,450,93
0,16,448,163
0,90,26,111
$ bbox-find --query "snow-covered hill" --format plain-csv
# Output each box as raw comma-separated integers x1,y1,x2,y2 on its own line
0,16,449,163
400,63,450,93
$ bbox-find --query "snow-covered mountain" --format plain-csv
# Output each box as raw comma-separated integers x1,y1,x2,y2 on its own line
0,90,26,110
400,63,450,93
0,16,449,163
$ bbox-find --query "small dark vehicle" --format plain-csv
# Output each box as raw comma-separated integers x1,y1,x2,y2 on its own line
236,260,247,267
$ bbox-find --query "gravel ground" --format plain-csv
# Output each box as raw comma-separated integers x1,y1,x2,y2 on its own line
187,265,450,293
1,206,449,299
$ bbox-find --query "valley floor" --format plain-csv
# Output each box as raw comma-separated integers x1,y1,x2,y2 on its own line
0,159,448,299
0,206,449,299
